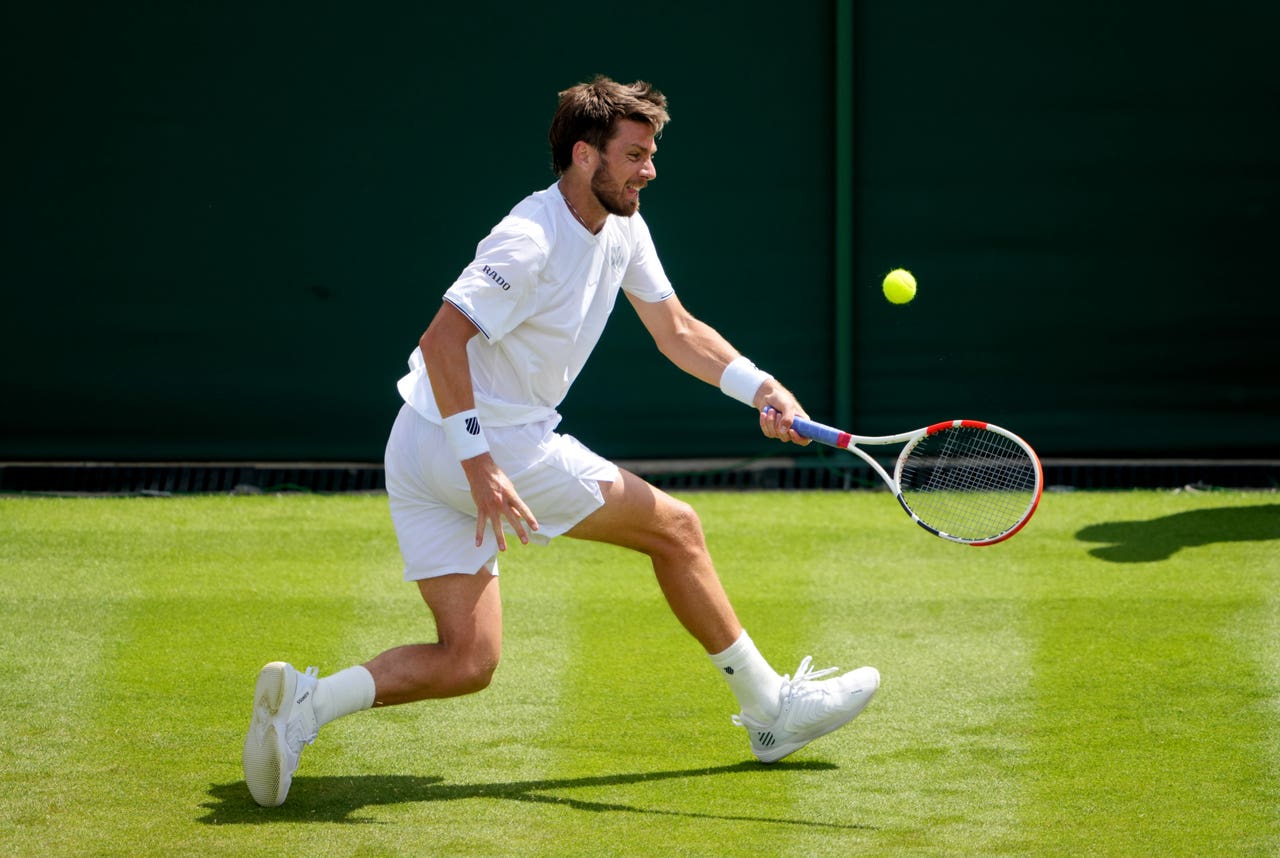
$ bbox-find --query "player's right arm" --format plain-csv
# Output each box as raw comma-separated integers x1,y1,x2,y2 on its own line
419,302,538,551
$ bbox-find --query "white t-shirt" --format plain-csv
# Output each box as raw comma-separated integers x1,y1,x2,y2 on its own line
397,183,675,426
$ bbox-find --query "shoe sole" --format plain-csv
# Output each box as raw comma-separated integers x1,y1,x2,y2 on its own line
242,662,290,807
755,667,880,764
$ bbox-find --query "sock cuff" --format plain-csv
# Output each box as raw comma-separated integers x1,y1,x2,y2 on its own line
314,665,376,727
343,665,377,708
708,629,783,722
708,629,753,667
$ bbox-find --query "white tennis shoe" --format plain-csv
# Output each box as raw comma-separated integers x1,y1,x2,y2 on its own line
732,657,880,764
242,662,319,807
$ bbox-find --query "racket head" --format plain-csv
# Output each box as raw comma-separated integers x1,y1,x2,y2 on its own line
892,420,1043,545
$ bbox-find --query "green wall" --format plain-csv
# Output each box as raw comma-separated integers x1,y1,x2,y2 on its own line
3,2,1276,463
851,2,1279,457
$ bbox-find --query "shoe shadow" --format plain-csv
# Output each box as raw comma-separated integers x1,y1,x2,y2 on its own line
1076,503,1280,563
198,760,875,830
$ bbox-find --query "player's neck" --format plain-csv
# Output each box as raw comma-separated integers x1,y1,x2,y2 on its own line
557,178,605,235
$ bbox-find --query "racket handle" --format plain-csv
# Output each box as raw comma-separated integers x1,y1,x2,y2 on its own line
762,407,846,448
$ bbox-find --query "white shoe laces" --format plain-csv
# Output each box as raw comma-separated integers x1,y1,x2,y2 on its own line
786,656,839,687
779,656,847,730
731,656,841,729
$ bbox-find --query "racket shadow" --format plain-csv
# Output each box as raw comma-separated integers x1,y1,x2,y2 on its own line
198,760,877,830
1076,504,1280,562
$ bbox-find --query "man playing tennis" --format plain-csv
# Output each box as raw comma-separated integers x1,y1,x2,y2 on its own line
243,75,879,807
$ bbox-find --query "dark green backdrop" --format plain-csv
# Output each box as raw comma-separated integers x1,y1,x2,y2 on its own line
4,2,1277,463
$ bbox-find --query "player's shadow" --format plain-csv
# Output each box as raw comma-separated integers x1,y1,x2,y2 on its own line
1076,503,1280,562
198,760,875,830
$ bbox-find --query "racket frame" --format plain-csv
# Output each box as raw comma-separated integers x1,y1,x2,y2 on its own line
787,414,1043,545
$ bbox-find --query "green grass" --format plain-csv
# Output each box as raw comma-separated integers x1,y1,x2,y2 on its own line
1,489,1277,856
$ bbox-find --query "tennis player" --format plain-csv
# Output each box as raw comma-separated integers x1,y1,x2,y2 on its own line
243,75,879,807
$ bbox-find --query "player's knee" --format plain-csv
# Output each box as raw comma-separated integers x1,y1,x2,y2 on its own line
449,642,500,694
658,497,709,560
414,629,500,696
455,659,498,694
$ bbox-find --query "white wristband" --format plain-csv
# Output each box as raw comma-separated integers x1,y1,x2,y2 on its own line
719,356,773,407
442,409,490,461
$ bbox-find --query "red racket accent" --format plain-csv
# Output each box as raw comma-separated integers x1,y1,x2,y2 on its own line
926,419,988,434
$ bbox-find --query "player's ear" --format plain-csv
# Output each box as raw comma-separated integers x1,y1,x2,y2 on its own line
571,140,594,169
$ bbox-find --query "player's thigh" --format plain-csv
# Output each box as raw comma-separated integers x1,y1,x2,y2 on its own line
564,468,705,555
416,569,503,656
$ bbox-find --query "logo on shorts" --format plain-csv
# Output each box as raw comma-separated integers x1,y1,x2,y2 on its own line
464,417,481,436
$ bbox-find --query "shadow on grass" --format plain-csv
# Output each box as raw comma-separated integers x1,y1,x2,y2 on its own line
1076,503,1280,562
199,760,875,830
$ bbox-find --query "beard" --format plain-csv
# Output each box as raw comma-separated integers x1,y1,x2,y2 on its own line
590,159,640,217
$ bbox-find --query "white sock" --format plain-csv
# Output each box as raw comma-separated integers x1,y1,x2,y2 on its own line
312,665,376,728
708,630,782,722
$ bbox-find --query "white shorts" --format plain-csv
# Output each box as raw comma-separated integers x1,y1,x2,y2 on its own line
383,403,620,580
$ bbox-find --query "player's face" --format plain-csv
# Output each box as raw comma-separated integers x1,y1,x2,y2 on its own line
590,119,657,217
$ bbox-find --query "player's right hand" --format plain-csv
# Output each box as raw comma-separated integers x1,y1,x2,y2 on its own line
460,454,539,551
757,386,813,447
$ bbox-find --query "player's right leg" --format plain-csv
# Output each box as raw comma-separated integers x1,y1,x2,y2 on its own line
365,570,504,704
243,404,509,807
242,569,502,807
242,661,320,807
372,402,510,704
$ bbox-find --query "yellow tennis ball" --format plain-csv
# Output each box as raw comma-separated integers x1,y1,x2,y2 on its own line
882,268,917,304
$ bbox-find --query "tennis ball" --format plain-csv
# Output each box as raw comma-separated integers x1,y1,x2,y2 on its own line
882,268,917,304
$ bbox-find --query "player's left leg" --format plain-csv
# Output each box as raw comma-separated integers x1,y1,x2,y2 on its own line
565,467,880,763
564,467,740,651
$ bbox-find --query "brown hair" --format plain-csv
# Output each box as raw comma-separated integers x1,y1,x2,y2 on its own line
548,75,669,176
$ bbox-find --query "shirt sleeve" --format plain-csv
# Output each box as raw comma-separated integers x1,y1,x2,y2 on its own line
620,212,675,303
443,218,546,342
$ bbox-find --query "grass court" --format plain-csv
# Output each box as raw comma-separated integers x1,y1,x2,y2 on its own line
2,489,1277,856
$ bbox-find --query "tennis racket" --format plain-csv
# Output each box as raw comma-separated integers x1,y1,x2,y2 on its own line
769,409,1043,545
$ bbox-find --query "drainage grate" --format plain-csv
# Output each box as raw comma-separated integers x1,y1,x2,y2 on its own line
1,458,1276,495
630,457,1280,492
0,462,387,496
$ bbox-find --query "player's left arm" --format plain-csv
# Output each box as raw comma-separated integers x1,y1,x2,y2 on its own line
626,293,808,444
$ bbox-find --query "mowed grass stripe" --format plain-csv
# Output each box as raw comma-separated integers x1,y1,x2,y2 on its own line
0,499,143,854
747,492,1039,854
681,492,899,851
1,496,403,854
317,536,609,855
551,492,1040,856
845,596,1034,855
520,533,761,856
700,492,953,852
1,497,393,853
1025,492,1280,855
0,594,126,852
1028,597,1277,855
510,493,887,856
1257,593,1280,835
203,495,589,848
530,492,1044,856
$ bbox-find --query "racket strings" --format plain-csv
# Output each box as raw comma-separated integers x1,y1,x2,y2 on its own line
899,426,1038,541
